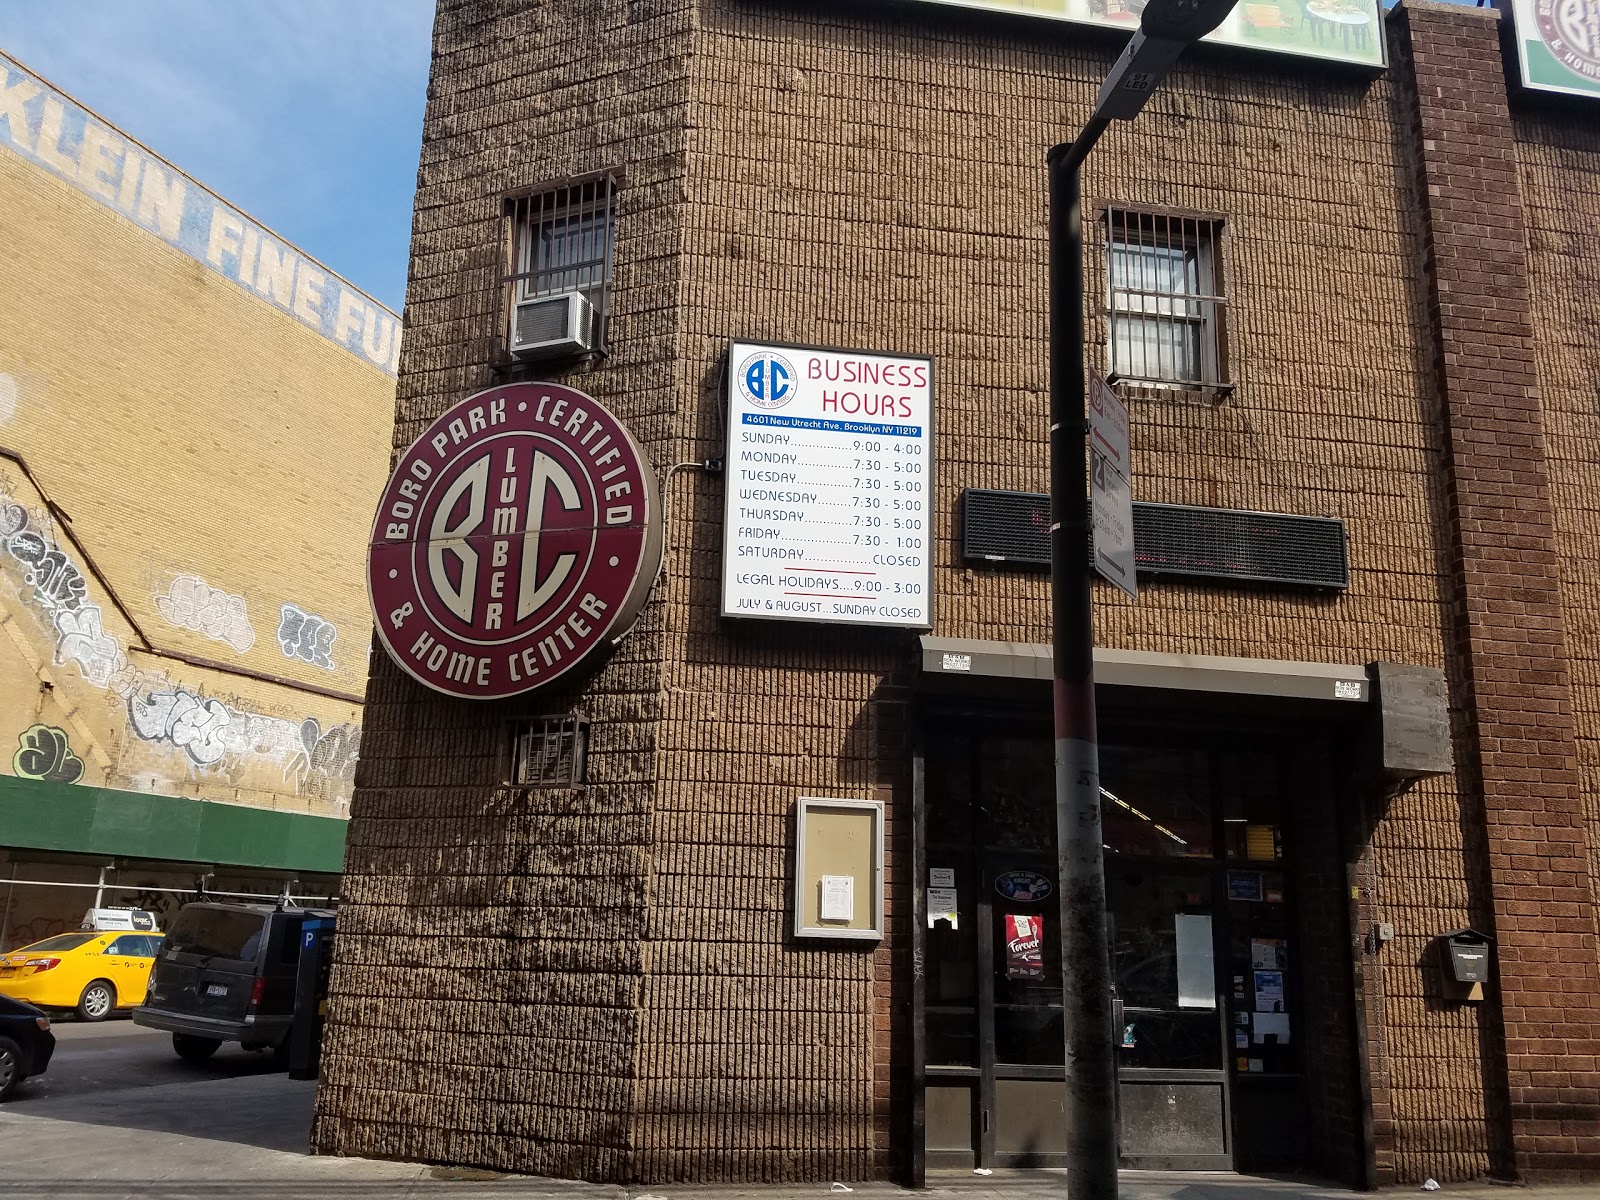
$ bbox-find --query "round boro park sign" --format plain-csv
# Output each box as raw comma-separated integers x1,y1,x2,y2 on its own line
368,382,663,699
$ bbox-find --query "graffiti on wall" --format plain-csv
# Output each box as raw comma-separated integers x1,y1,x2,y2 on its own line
13,723,84,783
128,687,233,767
0,485,359,811
3,502,88,613
286,718,360,801
277,603,336,670
156,574,255,653
53,603,129,689
128,889,196,928
7,917,66,949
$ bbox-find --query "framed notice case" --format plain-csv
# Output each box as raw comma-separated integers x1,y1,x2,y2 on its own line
793,796,885,941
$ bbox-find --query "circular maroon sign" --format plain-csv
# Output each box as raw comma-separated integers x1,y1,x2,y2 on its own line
368,382,662,699
1536,0,1600,83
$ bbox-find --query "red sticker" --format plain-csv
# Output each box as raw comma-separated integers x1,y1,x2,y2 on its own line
367,382,662,699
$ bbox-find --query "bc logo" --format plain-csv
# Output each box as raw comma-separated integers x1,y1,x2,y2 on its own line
738,352,797,410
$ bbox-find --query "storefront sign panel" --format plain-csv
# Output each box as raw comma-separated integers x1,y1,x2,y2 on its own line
722,341,934,630
885,0,1385,70
1500,0,1600,100
368,383,663,699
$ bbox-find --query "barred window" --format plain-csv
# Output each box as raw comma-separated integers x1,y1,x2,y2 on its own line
1105,208,1227,389
502,176,616,361
507,714,589,788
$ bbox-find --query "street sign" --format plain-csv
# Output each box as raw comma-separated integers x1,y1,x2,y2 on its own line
1089,368,1137,599
1088,368,1129,476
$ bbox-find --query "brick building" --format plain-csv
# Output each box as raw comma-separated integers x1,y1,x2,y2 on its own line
0,51,398,943
314,0,1600,1188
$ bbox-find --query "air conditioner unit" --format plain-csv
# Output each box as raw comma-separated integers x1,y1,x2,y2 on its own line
510,290,597,360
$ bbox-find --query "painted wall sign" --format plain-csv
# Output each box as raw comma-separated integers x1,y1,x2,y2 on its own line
995,869,1053,903
886,0,1385,70
1499,0,1600,100
0,52,401,376
368,383,663,700
721,341,934,629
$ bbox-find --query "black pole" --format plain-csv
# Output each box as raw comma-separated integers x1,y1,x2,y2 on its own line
1047,121,1118,1200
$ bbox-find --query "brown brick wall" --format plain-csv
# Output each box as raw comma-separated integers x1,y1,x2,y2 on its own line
312,0,695,1179
1516,102,1600,1062
1393,1,1600,1181
318,0,1600,1185
679,0,1486,1182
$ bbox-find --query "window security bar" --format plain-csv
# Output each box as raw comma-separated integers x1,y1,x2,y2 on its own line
1104,205,1228,390
507,714,589,788
501,177,616,339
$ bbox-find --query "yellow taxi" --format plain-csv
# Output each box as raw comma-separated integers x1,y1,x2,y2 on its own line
0,930,165,1021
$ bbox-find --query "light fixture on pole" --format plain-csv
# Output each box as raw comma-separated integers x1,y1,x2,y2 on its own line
1046,2,1239,1198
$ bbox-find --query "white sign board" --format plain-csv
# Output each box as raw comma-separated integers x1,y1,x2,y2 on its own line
821,875,856,922
1088,369,1129,477
722,341,934,628
1089,368,1137,599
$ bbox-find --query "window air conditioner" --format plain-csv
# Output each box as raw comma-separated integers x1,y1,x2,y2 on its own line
510,291,597,360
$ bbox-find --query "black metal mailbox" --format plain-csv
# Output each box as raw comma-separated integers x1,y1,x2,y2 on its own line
1441,928,1493,985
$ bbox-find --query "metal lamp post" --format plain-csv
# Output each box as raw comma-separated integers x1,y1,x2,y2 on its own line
1048,3,1240,1198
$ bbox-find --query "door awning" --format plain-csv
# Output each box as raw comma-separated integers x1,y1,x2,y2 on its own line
919,636,1370,704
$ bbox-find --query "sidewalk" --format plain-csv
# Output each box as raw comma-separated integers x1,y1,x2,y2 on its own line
0,1072,1591,1200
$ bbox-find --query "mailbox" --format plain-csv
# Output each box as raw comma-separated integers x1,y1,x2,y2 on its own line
1441,928,1493,985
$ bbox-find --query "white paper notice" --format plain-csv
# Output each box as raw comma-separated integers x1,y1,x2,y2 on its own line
927,886,959,928
929,868,955,888
1175,914,1215,1010
721,342,934,629
1254,969,1286,1012
820,875,855,922
1253,1012,1292,1045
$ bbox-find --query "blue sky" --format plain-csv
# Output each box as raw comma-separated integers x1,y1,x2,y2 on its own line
0,0,434,313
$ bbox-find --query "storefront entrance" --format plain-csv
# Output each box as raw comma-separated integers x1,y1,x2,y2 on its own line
918,715,1336,1172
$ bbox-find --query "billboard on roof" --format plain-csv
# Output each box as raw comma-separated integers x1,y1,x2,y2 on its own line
1499,0,1600,100
899,0,1386,69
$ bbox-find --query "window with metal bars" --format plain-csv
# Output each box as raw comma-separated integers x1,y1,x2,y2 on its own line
1104,207,1228,390
507,714,589,788
502,176,616,357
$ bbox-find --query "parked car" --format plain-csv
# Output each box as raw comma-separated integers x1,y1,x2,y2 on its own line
0,994,55,1100
134,902,333,1062
0,930,165,1021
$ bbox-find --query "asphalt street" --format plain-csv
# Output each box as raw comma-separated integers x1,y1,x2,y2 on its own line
16,1015,283,1102
0,1022,1594,1200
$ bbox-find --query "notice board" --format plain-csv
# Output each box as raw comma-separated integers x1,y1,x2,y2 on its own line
794,796,884,941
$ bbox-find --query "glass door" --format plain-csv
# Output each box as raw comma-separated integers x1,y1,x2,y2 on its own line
1107,862,1231,1169
983,849,1069,1167
919,724,1308,1173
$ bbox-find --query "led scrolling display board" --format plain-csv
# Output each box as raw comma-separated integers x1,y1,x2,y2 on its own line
722,342,935,630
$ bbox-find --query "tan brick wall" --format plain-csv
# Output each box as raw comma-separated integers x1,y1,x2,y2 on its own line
0,60,393,818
